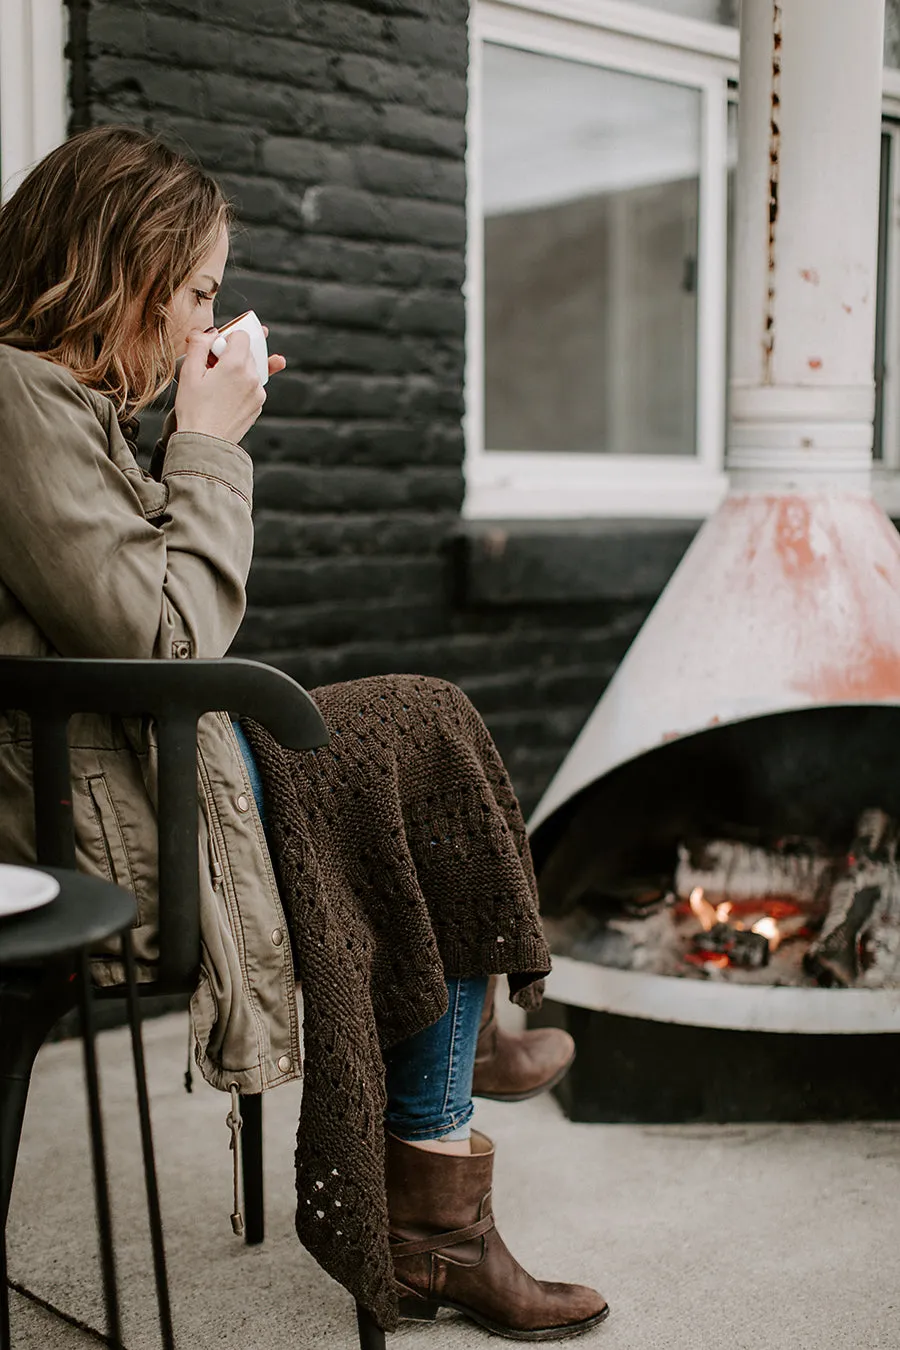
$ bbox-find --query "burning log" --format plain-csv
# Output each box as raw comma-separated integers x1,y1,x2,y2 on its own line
676,838,829,908
693,922,771,969
805,810,894,988
807,883,881,986
687,888,774,968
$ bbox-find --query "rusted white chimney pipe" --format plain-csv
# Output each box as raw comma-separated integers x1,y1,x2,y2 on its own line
728,0,885,493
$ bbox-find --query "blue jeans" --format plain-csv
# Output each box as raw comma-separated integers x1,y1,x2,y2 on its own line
231,719,488,1141
383,976,488,1142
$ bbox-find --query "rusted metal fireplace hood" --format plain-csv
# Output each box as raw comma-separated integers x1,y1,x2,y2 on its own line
529,489,900,840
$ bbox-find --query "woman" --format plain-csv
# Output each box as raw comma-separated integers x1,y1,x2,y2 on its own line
0,127,607,1340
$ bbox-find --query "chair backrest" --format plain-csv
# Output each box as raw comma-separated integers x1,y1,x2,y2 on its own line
0,657,329,991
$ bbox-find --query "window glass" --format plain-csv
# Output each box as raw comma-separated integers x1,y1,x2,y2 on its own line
624,0,739,25
887,0,900,68
482,43,702,456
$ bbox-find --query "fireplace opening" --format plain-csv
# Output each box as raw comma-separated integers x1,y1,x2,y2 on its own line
528,705,900,1123
532,704,900,931
542,806,900,991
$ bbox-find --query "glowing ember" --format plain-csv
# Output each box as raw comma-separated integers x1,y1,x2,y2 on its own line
751,916,783,951
684,950,730,969
689,887,718,932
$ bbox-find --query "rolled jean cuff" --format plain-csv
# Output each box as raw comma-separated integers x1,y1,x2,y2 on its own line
384,1100,475,1143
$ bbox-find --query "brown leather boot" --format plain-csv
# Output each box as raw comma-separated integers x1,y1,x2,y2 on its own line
387,1131,608,1340
472,976,576,1102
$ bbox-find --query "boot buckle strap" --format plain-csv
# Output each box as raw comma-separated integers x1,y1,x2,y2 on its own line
391,1214,494,1258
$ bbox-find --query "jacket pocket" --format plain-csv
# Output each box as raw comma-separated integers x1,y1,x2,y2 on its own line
85,774,141,926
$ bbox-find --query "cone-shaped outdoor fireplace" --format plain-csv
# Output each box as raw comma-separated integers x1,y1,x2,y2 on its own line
528,0,900,1122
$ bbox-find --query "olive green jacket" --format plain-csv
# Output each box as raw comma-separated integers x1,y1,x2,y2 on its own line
0,344,301,1094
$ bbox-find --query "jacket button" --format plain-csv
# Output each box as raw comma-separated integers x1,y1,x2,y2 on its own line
236,794,250,813
272,928,284,946
277,1055,292,1073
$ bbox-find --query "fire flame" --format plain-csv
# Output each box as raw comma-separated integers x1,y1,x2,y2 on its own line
689,887,718,932
751,916,782,951
689,888,783,953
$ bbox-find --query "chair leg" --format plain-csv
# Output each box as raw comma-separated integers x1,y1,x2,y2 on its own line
122,932,174,1350
356,1302,387,1349
1,969,77,1225
0,1067,29,1350
76,951,123,1347
1,1201,10,1350
240,1093,264,1245
1,969,78,1350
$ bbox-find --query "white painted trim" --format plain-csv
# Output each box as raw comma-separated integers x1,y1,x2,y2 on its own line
463,21,486,517
484,0,740,62
465,454,728,518
546,955,900,1034
476,3,736,84
696,77,729,475
880,126,900,472
0,0,68,202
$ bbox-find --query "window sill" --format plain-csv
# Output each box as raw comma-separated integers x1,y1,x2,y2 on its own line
463,457,729,520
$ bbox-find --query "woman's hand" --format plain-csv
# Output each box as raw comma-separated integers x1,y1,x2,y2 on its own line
174,329,283,444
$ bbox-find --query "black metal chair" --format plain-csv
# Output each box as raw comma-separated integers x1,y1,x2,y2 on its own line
0,656,387,1350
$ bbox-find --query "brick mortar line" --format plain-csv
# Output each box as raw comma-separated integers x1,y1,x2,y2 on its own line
89,53,466,105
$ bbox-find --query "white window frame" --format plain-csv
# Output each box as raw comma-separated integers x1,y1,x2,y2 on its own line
466,0,900,521
874,75,900,515
465,0,738,519
0,0,68,203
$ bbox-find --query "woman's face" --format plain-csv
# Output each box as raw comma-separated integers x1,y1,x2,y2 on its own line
166,223,229,355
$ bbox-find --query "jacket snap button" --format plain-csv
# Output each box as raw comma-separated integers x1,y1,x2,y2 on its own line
236,794,250,813
272,928,284,946
277,1055,292,1073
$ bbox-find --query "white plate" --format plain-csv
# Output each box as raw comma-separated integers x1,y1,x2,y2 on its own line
0,865,60,918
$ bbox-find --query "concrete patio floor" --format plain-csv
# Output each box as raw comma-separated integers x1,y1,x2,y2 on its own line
5,1003,900,1350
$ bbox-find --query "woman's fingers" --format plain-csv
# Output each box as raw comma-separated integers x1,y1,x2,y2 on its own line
215,329,252,365
258,325,286,377
180,329,220,384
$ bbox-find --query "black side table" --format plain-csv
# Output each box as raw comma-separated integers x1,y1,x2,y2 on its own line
0,867,173,1350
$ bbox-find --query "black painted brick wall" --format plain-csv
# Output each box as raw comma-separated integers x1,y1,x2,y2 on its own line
66,0,653,814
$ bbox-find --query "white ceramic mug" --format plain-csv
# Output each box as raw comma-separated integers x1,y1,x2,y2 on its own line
210,309,269,385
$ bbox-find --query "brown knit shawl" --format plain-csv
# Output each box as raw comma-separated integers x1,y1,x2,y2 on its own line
243,674,550,1331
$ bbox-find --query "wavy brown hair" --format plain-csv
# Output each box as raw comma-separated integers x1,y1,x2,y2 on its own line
0,126,230,414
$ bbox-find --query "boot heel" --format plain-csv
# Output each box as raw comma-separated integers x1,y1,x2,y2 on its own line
398,1295,439,1322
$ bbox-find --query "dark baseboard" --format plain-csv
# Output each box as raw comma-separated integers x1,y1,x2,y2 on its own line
531,998,900,1122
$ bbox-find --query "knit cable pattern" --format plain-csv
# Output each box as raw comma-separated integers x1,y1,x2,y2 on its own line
243,674,550,1330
